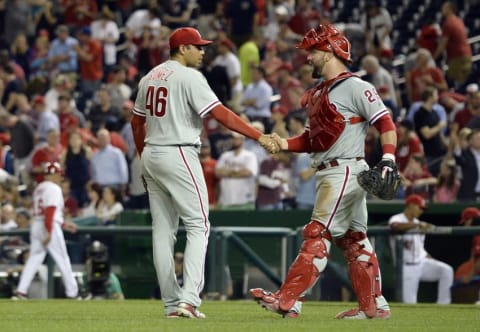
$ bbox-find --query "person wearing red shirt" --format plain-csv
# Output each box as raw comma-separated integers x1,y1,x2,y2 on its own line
73,27,103,111
61,0,98,29
30,129,64,183
452,91,480,133
433,1,472,85
396,119,424,173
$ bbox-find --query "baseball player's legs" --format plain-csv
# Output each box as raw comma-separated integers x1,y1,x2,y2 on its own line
17,222,47,295
143,146,210,311
47,223,78,298
142,147,182,312
419,257,454,304
402,264,422,303
166,147,210,308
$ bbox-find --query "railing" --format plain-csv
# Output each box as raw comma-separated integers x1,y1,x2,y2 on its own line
1,225,480,301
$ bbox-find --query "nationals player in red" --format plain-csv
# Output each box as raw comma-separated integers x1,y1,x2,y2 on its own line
131,27,278,318
13,162,79,299
251,24,398,319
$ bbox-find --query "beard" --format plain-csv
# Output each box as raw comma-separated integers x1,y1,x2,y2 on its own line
312,64,323,78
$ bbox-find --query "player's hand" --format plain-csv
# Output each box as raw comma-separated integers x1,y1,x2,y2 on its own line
419,221,434,233
43,233,51,246
271,133,288,150
258,134,280,154
62,221,78,234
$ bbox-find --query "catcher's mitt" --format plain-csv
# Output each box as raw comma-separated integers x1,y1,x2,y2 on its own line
357,159,401,200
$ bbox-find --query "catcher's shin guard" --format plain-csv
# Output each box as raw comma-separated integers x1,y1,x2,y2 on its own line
277,221,331,312
336,230,382,318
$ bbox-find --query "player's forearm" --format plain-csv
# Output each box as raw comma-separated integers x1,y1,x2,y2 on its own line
131,114,146,155
211,105,261,140
286,131,312,153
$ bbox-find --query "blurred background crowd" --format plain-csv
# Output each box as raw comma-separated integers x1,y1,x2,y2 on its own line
0,0,478,228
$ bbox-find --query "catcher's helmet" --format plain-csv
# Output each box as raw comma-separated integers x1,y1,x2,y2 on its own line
43,161,63,175
296,24,352,64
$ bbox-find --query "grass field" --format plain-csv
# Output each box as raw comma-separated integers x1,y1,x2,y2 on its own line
1,300,479,332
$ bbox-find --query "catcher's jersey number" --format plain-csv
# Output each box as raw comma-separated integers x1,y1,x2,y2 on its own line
146,86,168,117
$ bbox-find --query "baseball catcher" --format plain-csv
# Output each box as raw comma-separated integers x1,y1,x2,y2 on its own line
357,158,401,200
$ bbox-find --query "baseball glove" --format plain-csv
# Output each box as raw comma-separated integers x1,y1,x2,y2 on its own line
357,159,401,200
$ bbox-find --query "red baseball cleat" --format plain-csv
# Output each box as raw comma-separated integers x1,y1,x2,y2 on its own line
176,302,206,319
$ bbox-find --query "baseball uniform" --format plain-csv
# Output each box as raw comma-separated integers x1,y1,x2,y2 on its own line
16,179,78,298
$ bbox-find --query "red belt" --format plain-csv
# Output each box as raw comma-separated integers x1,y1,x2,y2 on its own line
317,157,363,171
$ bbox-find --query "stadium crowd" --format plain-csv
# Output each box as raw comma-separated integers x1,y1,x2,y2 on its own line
0,0,478,303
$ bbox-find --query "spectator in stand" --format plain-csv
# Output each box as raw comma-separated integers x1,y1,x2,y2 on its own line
29,31,51,84
389,194,454,304
454,207,480,304
256,152,290,210
453,91,480,131
277,62,304,112
288,0,322,36
413,87,447,177
208,124,233,160
30,129,64,183
270,104,289,138
0,110,35,185
47,25,79,78
3,0,30,45
224,0,258,48
80,182,102,219
263,5,291,43
433,158,459,203
44,74,76,114
125,6,162,46
288,113,315,210
360,0,393,59
238,32,261,87
32,95,60,145
396,119,424,174
57,92,86,134
196,0,223,39
61,178,79,218
106,66,132,111
243,121,269,169
62,0,98,30
199,141,219,210
86,86,121,135
16,94,37,129
34,1,58,39
10,33,32,81
212,38,243,113
406,48,448,105
0,203,17,231
0,62,23,113
0,132,14,176
90,129,129,191
433,1,472,87
215,132,258,210
61,131,92,208
162,0,195,30
361,54,398,111
96,186,124,226
90,9,120,78
417,17,441,57
241,65,273,133
73,27,104,111
261,41,283,90
450,129,480,201
402,155,438,200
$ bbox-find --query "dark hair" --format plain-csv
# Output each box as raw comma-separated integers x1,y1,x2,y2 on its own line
420,86,437,101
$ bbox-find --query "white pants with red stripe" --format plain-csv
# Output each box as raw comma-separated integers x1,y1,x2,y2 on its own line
17,222,78,298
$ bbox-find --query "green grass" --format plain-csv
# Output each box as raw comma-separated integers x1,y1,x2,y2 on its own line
1,300,479,332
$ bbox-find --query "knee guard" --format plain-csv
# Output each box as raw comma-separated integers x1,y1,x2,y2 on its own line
277,221,331,312
336,230,382,318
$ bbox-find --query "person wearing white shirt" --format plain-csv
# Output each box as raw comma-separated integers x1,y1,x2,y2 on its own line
388,194,453,304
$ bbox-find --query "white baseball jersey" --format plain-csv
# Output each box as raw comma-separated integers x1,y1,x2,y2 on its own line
216,149,258,206
388,212,428,264
33,181,65,225
308,77,389,167
133,60,220,146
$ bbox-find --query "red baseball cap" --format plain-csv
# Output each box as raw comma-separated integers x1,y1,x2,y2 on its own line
405,194,427,209
459,207,480,224
33,95,46,105
169,27,213,50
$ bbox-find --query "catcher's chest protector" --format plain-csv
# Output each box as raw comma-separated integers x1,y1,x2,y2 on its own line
305,72,363,152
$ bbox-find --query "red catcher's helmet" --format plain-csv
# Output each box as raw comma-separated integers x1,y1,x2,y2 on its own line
43,161,63,175
296,24,352,64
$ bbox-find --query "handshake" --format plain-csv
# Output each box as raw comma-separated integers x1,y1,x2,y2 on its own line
258,133,287,154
